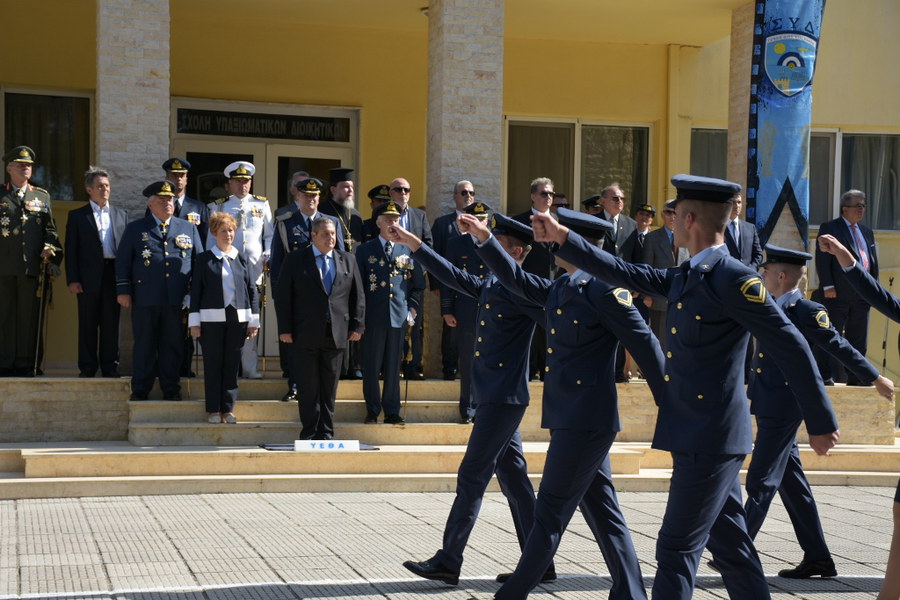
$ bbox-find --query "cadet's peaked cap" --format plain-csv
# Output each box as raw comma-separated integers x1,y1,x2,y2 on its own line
143,180,176,198
761,244,812,267
4,146,35,164
163,157,191,173
464,202,491,217
329,167,354,186
582,194,603,208
489,213,533,244
634,203,656,216
556,207,614,239
367,184,392,203
373,201,402,218
224,161,255,179
296,177,324,194
671,174,741,205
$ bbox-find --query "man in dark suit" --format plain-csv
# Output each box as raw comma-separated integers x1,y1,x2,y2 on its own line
532,174,840,600
65,166,127,378
619,202,655,265
356,201,424,424
275,217,364,440
475,208,665,600
0,146,64,376
270,177,345,401
116,180,202,401
814,189,878,384
598,184,638,382
431,180,476,381
389,177,432,380
641,200,690,347
513,177,556,380
724,193,763,270
319,167,366,382
396,213,550,587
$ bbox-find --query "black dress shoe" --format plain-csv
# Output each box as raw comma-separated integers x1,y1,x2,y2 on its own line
102,370,121,378
496,567,556,583
163,392,183,401
384,414,405,425
281,390,297,402
129,391,148,401
78,372,94,378
443,371,457,381
778,557,836,579
406,370,426,381
823,378,835,386
364,413,378,424
179,370,196,378
458,416,473,424
351,370,364,380
402,559,459,585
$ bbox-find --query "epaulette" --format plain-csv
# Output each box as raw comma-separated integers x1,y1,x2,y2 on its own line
252,195,267,202
213,197,228,205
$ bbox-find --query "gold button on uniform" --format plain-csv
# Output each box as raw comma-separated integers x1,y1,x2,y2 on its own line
556,309,563,315
547,348,553,354
666,352,672,358
695,315,701,320
671,327,677,334
550,329,556,335
664,374,670,382
756,368,762,373
677,302,683,309
545,366,550,372
576,380,582,385
485,304,490,309
499,363,503,367
477,337,482,342
573,320,579,324
697,394,704,399
758,352,764,358
475,351,480,357
480,320,485,326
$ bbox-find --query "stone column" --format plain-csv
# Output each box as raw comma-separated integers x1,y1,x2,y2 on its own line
423,0,504,378
727,2,754,194
96,0,171,216
95,0,171,377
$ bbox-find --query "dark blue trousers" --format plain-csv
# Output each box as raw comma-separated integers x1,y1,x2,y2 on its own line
131,304,183,396
653,453,769,600
433,403,540,572
361,324,403,417
744,415,830,561
199,307,246,414
75,260,120,376
457,326,476,419
496,429,645,600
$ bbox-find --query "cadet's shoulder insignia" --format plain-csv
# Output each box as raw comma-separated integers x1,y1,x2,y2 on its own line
613,287,633,307
739,276,767,303
213,197,228,205
815,309,831,329
252,195,267,202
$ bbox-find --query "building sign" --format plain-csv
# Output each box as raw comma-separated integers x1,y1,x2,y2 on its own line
177,108,350,142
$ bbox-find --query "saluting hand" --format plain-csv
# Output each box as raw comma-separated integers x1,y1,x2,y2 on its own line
387,224,422,251
818,234,856,268
530,213,569,244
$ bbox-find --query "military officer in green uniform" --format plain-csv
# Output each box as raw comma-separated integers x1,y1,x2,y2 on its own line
0,146,63,376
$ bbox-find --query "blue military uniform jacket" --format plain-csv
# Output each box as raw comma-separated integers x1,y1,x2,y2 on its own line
116,215,202,307
557,233,838,454
412,242,544,407
440,234,488,330
750,290,878,420
356,237,424,329
477,236,665,430
844,261,900,321
145,196,208,248
270,210,344,285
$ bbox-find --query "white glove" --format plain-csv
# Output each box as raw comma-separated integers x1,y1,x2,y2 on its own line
406,310,416,327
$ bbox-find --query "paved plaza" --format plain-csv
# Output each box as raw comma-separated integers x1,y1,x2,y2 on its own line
0,485,894,599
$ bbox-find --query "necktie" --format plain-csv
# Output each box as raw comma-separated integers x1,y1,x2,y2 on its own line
320,254,334,294
851,224,870,271
637,232,645,249
384,241,393,257
730,220,739,247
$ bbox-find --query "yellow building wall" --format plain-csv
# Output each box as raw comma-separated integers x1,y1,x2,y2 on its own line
170,6,429,208
0,0,96,91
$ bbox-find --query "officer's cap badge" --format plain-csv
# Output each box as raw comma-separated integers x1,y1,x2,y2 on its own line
162,181,172,193
739,277,767,303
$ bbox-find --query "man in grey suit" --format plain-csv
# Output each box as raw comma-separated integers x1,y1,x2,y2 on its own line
641,200,690,348
65,166,128,377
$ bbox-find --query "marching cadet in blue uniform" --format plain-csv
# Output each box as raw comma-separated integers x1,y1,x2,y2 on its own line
530,175,840,600
0,146,63,376
356,201,424,424
818,233,900,600
117,181,202,401
710,245,893,580
441,201,492,423
393,213,551,586
464,208,664,600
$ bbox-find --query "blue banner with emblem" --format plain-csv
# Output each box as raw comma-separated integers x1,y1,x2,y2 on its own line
747,0,825,248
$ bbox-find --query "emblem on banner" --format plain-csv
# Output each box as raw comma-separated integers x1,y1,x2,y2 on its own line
764,32,817,97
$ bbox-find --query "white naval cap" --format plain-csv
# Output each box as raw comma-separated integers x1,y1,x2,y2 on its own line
224,161,256,179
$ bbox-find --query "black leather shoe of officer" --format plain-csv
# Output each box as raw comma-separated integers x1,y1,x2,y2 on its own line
384,414,405,425
402,558,459,585
778,557,837,579
163,392,182,401
496,567,556,583
129,391,148,401
281,389,298,402
442,370,457,381
364,413,378,424
822,378,835,386
458,416,473,424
